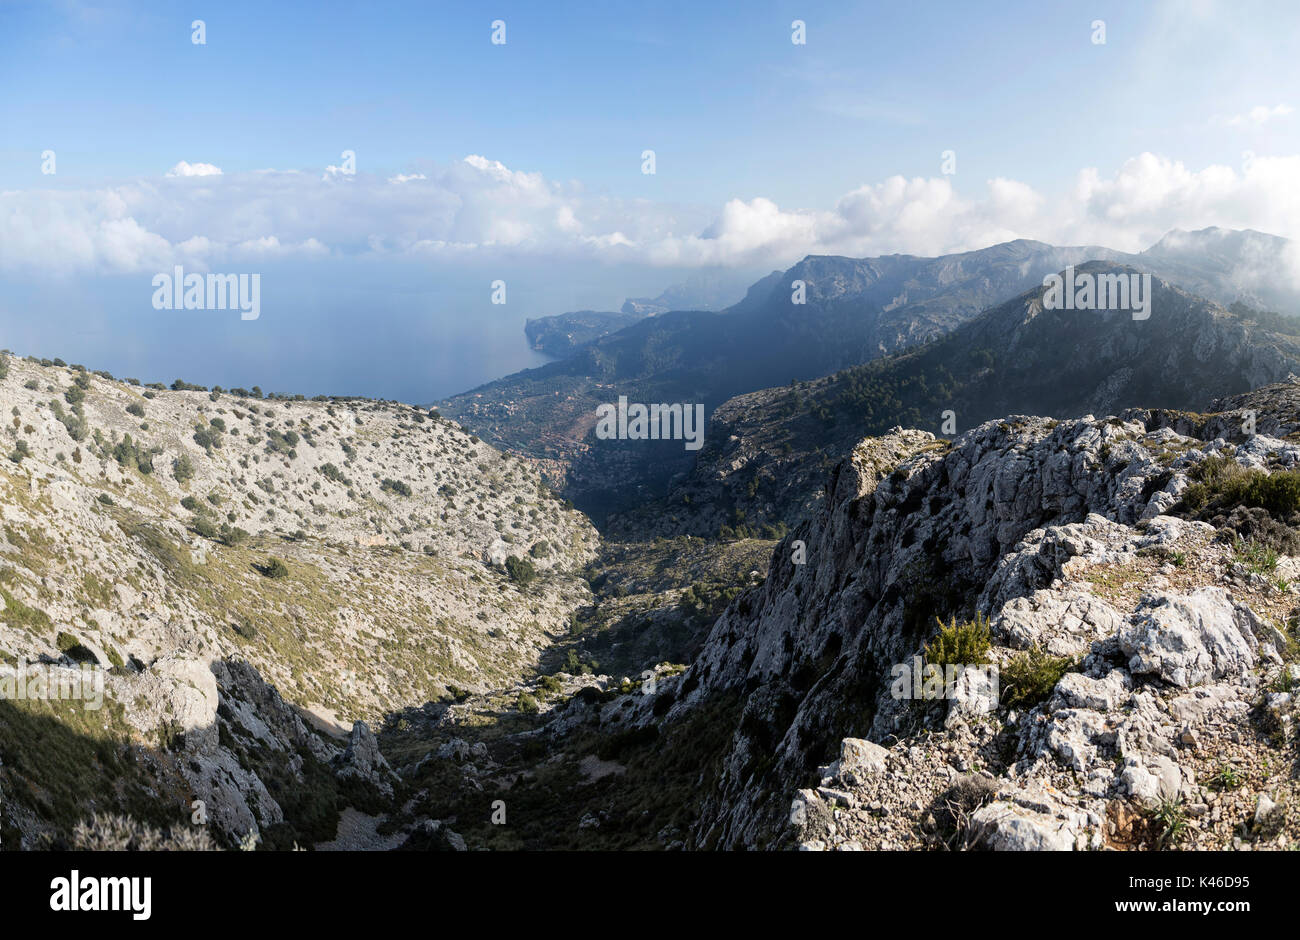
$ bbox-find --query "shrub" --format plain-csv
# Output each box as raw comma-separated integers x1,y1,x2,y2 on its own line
318,463,349,485
192,516,219,540
679,581,741,620
536,675,563,694
381,478,412,497
193,427,220,454
56,631,97,664
924,613,992,668
257,558,290,579
125,402,145,417
504,555,537,586
1000,646,1078,710
1178,455,1300,518
112,435,156,474
70,813,215,851
515,692,539,715
220,524,249,547
173,454,195,483
1233,536,1279,575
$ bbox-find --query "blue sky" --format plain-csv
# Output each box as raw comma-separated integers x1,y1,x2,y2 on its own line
4,0,1297,200
1,0,1299,399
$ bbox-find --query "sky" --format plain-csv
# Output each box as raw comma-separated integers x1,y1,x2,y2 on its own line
1,0,1299,400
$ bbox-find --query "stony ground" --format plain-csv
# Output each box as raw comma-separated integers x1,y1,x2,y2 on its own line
0,352,598,847
7,346,1300,853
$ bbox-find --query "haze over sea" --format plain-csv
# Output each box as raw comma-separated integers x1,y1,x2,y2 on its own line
0,258,738,403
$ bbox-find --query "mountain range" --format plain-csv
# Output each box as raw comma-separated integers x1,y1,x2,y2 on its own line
442,228,1300,522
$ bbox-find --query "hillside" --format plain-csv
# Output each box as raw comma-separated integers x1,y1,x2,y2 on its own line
411,384,1300,850
0,353,597,848
525,311,645,359
609,265,1300,540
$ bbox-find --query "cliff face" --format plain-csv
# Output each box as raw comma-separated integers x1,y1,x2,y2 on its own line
665,391,1300,849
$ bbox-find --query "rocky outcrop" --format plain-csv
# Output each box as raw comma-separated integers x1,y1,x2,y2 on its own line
662,404,1299,849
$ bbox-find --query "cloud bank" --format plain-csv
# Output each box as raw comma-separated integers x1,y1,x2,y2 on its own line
3,151,1300,276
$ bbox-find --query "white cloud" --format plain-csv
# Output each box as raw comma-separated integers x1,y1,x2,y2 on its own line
165,160,223,177
3,151,1300,277
1225,103,1293,127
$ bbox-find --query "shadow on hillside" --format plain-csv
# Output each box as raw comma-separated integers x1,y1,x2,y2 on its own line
0,656,397,852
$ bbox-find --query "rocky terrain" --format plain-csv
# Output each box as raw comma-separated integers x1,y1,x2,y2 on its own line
6,230,1300,854
341,381,1299,852
650,388,1300,850
0,352,597,848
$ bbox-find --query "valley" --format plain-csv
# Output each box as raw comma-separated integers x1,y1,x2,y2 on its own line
3,228,1300,853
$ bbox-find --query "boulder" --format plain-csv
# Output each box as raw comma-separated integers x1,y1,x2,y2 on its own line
1119,588,1258,687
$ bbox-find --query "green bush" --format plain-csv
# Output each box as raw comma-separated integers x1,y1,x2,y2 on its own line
192,516,219,540
111,434,155,474
515,692,539,714
318,463,349,485
125,402,145,418
193,427,220,454
219,524,249,547
536,675,563,694
258,558,289,579
1178,455,1300,518
1000,646,1078,710
924,613,992,668
1233,536,1279,574
504,555,537,586
173,454,195,483
381,478,412,497
56,631,97,664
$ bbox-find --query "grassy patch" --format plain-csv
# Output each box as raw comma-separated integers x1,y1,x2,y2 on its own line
1179,455,1300,518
